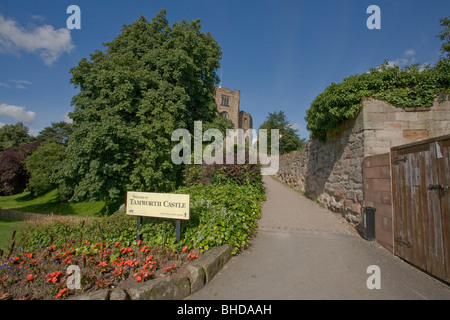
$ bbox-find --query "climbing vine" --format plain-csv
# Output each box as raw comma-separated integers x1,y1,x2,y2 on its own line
305,59,450,142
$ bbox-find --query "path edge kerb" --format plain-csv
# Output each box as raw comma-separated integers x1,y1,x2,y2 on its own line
69,244,233,300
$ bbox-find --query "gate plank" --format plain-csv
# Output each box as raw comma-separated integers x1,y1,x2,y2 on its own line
391,137,448,283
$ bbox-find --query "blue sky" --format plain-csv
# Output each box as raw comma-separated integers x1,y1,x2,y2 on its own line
0,0,448,139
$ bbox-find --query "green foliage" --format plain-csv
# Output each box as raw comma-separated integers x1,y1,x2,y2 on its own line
184,152,262,187
13,183,264,255
0,189,105,216
305,60,450,142
36,122,73,146
306,18,450,142
15,214,136,252
0,122,32,153
202,116,235,138
439,16,450,58
0,218,24,250
56,10,222,212
140,183,265,254
259,110,306,154
25,143,66,196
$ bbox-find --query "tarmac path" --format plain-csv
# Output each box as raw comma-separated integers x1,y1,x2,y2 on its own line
187,176,450,300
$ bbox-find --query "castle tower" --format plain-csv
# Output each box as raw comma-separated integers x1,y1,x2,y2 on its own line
214,86,252,130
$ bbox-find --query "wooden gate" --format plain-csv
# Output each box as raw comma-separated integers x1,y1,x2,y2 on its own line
391,134,450,283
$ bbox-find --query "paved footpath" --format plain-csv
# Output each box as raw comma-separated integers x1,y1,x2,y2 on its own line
187,176,450,300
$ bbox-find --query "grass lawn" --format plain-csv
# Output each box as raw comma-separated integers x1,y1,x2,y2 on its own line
0,189,105,217
0,218,25,250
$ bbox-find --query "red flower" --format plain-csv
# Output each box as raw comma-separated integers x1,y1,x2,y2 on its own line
55,288,67,299
182,246,188,252
26,274,34,281
45,271,64,284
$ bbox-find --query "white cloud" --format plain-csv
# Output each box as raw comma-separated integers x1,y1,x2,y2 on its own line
29,128,43,137
10,80,32,89
404,49,416,56
0,103,36,124
0,79,32,89
63,111,73,124
386,49,418,68
288,122,305,132
0,14,74,66
30,14,46,22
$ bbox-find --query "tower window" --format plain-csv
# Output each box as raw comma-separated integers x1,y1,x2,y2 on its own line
221,95,230,106
222,112,229,119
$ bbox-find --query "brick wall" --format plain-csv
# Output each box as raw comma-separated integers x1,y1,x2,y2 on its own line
363,153,393,251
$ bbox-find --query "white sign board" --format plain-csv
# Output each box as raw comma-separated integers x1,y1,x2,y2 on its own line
126,191,190,220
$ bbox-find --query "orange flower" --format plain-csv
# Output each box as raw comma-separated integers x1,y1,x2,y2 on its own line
26,274,34,281
182,246,188,252
55,288,67,299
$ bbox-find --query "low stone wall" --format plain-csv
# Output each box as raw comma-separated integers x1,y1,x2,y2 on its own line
69,244,233,300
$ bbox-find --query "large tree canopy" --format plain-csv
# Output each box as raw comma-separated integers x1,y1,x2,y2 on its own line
37,121,73,146
0,122,32,152
57,10,222,210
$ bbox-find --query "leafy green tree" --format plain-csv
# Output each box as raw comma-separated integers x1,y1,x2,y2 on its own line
25,143,66,196
259,111,306,155
0,122,32,152
56,10,222,212
439,16,450,58
203,116,235,137
37,122,73,146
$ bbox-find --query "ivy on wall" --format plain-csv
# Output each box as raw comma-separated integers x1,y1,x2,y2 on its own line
305,59,450,142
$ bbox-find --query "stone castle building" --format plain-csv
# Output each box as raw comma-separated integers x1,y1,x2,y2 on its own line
214,86,252,130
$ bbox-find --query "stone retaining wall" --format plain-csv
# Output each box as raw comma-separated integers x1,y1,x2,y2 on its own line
277,110,364,223
277,95,450,225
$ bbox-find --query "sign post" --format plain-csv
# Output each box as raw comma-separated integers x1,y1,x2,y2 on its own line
126,192,190,243
136,216,142,242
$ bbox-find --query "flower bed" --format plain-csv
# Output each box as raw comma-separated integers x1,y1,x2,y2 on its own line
0,178,265,300
0,239,199,300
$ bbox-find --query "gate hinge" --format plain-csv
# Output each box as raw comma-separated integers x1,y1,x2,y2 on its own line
395,237,412,248
393,156,407,165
